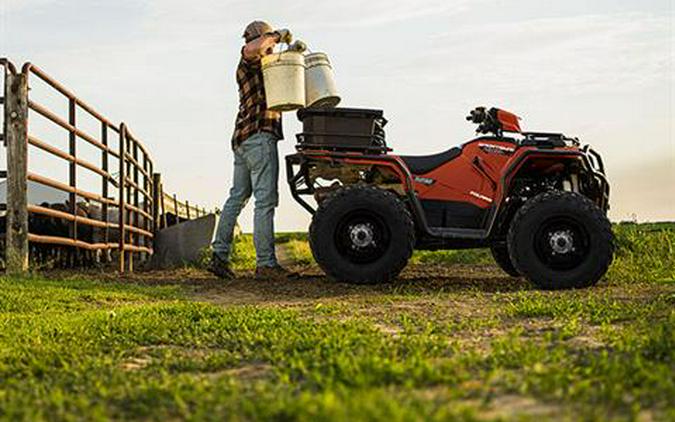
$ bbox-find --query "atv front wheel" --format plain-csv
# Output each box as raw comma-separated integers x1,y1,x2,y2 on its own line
309,186,415,284
507,191,614,290
490,243,520,277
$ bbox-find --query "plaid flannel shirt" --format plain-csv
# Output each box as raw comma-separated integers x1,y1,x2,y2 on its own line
231,53,283,149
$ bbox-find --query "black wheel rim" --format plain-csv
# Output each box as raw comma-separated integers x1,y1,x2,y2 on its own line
334,209,391,264
533,216,590,271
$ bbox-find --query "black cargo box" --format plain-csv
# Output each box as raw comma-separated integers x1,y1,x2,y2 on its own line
296,107,388,152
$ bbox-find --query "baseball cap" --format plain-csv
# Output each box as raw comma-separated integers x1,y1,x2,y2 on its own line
243,21,274,42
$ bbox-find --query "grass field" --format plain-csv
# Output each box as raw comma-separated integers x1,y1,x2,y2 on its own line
0,223,673,421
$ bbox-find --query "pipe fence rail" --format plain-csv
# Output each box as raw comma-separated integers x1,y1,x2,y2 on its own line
0,58,211,273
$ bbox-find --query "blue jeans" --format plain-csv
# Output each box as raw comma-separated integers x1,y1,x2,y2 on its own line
212,131,279,267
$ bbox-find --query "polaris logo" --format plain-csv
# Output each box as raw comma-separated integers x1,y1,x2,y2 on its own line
470,191,493,203
479,143,515,155
414,176,435,185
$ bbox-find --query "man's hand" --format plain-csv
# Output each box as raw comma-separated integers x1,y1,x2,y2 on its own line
242,27,294,62
288,40,307,53
274,29,293,44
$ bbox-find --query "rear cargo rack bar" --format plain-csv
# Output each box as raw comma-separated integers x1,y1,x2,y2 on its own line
297,132,380,139
296,144,390,153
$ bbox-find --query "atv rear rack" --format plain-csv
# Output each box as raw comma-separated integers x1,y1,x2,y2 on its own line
295,133,389,153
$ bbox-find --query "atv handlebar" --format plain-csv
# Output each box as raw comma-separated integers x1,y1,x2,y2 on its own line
466,107,487,124
467,106,500,135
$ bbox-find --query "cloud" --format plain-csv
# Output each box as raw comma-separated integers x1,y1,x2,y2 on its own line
281,0,477,28
139,0,479,31
379,12,672,95
1,0,54,14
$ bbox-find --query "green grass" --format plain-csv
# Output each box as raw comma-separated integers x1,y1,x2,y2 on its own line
408,223,675,283
0,223,673,420
410,249,492,266
226,232,315,270
209,224,675,285
607,223,675,283
228,235,258,271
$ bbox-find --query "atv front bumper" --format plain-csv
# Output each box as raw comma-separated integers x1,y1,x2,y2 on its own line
581,145,610,211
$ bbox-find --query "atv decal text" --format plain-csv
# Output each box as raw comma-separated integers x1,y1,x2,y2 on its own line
414,176,435,185
469,191,493,203
478,143,515,155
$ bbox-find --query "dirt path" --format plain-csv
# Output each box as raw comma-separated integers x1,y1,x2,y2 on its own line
101,260,673,346
106,263,528,328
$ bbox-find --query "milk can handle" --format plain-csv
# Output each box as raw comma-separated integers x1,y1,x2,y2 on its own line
275,41,290,62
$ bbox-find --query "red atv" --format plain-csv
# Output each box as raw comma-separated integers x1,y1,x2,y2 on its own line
286,107,613,289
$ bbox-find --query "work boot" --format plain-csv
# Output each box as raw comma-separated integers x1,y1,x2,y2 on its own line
255,265,298,280
207,254,236,280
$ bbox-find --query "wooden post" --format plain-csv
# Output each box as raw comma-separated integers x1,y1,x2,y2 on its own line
161,188,167,229
152,173,161,232
5,72,29,273
173,194,178,222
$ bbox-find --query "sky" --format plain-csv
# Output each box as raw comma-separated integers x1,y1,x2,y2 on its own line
1,0,673,231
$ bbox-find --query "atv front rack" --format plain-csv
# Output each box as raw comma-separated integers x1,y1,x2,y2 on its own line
581,144,606,174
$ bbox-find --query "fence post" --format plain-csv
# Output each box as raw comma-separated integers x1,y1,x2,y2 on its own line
68,98,77,258
152,173,161,232
160,188,167,228
125,136,133,271
5,71,29,273
101,122,109,252
118,124,126,272
130,141,139,270
146,159,152,253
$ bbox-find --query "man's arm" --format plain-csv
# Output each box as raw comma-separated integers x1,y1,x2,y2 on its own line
242,29,291,61
242,33,278,61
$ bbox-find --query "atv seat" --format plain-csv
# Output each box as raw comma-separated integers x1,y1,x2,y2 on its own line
399,147,463,174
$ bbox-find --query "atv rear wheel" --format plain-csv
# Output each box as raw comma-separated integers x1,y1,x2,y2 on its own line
309,185,415,284
507,191,614,290
490,243,520,277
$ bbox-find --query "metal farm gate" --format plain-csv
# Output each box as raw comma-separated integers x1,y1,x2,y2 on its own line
1,58,211,273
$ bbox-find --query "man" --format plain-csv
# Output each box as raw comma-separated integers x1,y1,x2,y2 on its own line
209,21,294,279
